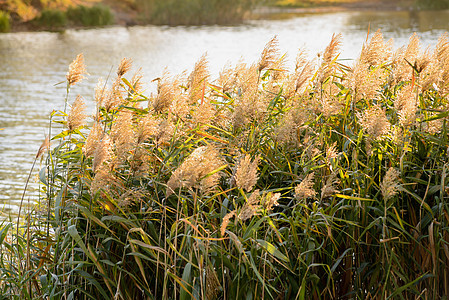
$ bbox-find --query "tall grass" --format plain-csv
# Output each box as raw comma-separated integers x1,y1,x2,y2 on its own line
415,0,449,9
136,0,255,25
3,30,449,299
0,10,10,32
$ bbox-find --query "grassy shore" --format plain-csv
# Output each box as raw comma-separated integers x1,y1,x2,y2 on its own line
0,0,424,32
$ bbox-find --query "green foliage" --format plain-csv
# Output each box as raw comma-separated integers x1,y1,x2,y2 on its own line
136,0,255,25
415,0,449,9
4,31,449,299
66,4,114,27
35,8,67,29
0,10,10,32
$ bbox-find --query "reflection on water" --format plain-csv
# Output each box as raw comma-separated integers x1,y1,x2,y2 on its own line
1,9,449,215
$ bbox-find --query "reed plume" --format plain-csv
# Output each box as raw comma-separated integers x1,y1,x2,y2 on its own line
188,54,210,104
166,145,224,196
395,84,417,127
295,173,316,200
358,105,390,140
66,53,87,86
258,36,280,72
136,114,158,144
234,154,260,192
92,134,112,172
111,111,136,159
264,192,280,212
130,68,144,94
359,29,392,67
67,95,86,131
380,167,400,200
117,57,132,78
83,122,104,157
238,189,261,221
36,136,50,159
317,33,342,83
321,173,340,200
152,71,177,113
221,210,236,236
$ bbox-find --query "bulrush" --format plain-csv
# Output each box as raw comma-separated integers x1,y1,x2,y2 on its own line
381,167,400,200
166,145,224,196
295,173,316,200
234,154,260,192
117,57,132,78
67,95,86,131
66,53,87,86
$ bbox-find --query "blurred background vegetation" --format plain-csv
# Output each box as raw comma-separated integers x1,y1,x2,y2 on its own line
1,0,448,32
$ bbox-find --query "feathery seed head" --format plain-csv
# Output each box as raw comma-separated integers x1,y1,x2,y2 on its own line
295,173,316,200
117,57,132,78
358,105,391,140
188,54,210,104
381,167,400,200
166,145,224,196
234,154,260,192
67,95,87,131
264,192,280,212
66,53,87,86
83,122,104,157
238,189,261,221
259,36,280,72
36,136,50,159
317,33,342,83
221,210,236,236
321,173,340,200
111,111,136,159
359,29,392,67
92,134,112,173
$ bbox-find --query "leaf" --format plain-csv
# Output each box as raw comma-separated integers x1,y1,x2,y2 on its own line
256,239,289,263
180,263,193,300
335,194,374,201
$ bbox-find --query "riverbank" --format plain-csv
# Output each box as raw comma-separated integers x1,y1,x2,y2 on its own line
3,0,417,33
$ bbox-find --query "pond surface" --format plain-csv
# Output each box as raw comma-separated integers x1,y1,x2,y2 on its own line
1,9,449,215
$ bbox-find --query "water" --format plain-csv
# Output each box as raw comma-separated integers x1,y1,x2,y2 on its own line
1,9,449,215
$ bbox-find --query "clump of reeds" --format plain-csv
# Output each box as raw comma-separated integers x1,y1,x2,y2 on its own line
4,30,449,299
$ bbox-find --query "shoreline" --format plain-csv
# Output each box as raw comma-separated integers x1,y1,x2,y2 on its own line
5,1,417,33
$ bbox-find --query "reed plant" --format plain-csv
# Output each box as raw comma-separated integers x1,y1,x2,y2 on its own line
136,0,255,25
0,10,10,32
66,4,114,27
415,0,449,9
3,30,449,299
